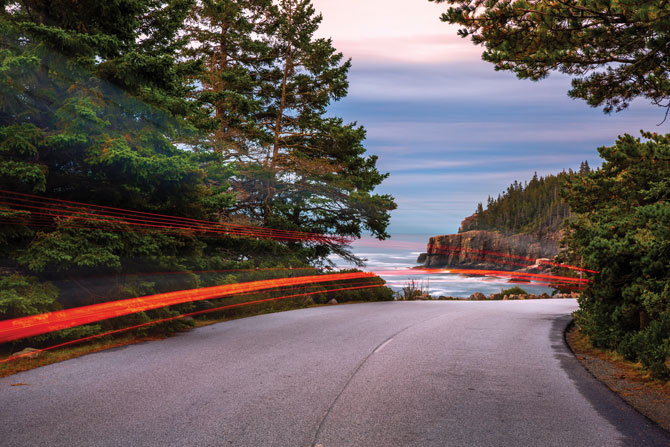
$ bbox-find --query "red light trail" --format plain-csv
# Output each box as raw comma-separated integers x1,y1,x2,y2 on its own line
0,282,383,364
353,236,596,274
425,244,598,274
0,190,350,244
0,190,596,356
0,266,589,357
0,272,376,344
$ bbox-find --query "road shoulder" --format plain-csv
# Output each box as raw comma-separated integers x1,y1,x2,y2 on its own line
565,323,670,433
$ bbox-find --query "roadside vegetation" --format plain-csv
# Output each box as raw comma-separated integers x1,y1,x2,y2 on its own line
395,279,430,300
566,324,670,432
0,1,395,364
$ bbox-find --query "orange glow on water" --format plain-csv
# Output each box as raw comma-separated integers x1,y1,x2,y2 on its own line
372,268,589,286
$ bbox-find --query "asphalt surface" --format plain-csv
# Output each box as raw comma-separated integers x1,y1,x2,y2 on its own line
1,300,669,446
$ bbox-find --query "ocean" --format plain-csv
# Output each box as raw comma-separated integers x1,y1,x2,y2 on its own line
332,234,555,298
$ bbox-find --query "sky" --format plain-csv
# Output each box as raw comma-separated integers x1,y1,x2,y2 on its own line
310,0,666,236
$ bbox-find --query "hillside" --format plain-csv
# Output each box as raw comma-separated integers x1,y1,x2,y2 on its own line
418,164,591,269
460,163,590,236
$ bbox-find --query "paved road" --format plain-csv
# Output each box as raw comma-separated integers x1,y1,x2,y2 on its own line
1,300,669,446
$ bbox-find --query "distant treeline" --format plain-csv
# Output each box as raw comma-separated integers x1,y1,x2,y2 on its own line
460,162,591,236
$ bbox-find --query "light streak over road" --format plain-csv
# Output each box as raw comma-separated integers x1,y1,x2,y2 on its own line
0,272,376,344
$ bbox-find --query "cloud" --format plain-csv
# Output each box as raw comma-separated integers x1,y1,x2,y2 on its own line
331,35,480,64
312,0,455,38
344,60,568,101
363,120,631,146
310,0,666,235
312,0,479,63
375,154,597,172
381,170,543,187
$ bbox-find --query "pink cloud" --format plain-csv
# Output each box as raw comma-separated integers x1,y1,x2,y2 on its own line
311,0,479,63
331,34,480,63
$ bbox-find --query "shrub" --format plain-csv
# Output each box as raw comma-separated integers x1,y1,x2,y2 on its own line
500,286,528,296
396,279,428,300
562,132,670,378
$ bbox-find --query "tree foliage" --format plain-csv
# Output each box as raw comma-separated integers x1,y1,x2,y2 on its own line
430,0,670,115
183,0,274,155
462,166,589,235
561,132,670,377
432,0,669,377
0,0,395,343
184,0,396,265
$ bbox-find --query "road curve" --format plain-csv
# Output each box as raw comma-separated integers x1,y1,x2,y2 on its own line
1,300,668,446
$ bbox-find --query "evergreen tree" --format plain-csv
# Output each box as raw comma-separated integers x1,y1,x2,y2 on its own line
263,0,395,264
578,161,591,176
460,169,579,236
0,0,229,321
562,132,670,378
0,0,395,350
429,0,670,116
183,0,274,155
184,0,396,265
181,0,275,231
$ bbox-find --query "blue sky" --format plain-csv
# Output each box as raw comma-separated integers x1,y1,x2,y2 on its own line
312,0,665,235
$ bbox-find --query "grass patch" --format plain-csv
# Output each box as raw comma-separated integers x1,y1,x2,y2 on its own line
566,324,670,393
0,334,164,379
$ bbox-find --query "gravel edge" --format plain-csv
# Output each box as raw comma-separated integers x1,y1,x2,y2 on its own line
564,321,670,433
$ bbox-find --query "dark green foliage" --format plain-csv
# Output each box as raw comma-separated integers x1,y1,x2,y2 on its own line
184,0,396,266
430,0,670,115
499,286,528,296
563,132,670,378
487,286,529,300
462,169,587,235
0,1,221,330
431,0,669,378
263,1,397,261
0,0,395,351
0,1,236,330
183,0,275,154
293,270,394,304
0,274,59,319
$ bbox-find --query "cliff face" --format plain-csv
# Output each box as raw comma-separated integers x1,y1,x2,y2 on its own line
416,230,559,271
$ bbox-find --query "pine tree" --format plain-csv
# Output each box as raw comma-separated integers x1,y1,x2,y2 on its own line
460,170,574,235
183,0,274,155
184,0,396,264
430,0,670,116
562,133,670,377
0,0,227,319
579,161,591,176
265,0,395,263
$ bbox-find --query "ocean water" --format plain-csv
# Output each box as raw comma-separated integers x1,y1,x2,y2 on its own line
332,234,554,299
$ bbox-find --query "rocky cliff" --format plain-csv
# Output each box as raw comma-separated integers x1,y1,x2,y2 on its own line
416,230,559,271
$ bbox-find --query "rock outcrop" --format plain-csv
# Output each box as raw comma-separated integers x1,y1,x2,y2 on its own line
11,347,42,359
416,230,559,271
